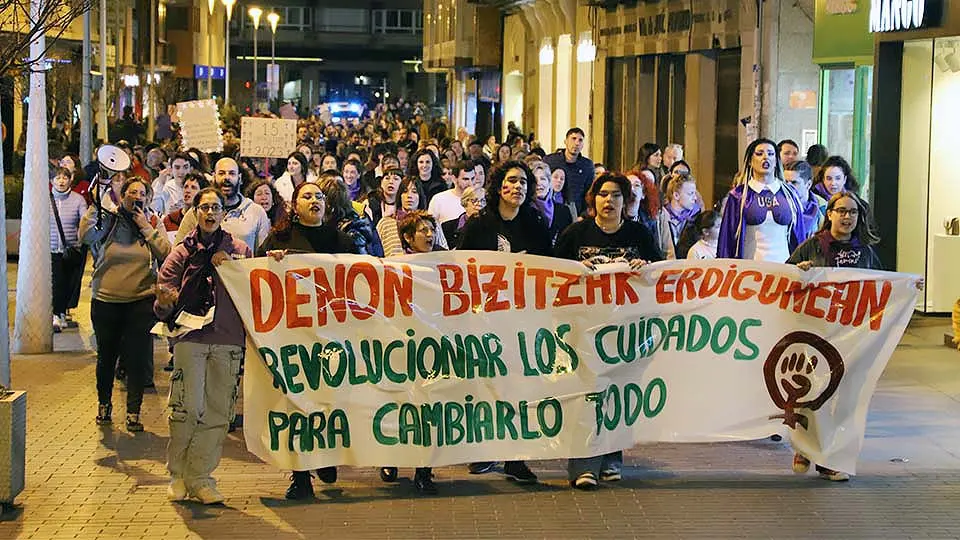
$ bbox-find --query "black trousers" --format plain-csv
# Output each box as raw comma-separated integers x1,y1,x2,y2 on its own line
52,251,85,316
67,247,88,311
91,297,155,413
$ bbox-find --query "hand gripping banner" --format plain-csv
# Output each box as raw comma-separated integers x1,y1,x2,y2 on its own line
216,253,918,474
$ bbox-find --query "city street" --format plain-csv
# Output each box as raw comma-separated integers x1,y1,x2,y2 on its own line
0,263,959,539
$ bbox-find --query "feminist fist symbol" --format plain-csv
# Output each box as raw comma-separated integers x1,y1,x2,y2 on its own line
780,352,819,403
764,332,844,430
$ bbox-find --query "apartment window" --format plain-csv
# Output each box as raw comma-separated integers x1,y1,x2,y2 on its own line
241,6,311,31
316,7,367,33
372,9,422,34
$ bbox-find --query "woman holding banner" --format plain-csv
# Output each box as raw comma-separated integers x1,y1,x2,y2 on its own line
155,187,253,504
554,172,662,489
378,210,445,494
456,160,550,484
257,181,359,500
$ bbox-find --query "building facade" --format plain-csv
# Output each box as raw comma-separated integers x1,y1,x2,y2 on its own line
869,0,957,313
424,0,820,207
228,1,435,113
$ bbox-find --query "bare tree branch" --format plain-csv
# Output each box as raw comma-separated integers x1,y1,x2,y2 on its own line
0,0,94,77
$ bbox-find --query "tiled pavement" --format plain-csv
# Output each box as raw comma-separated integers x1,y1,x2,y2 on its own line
2,264,960,539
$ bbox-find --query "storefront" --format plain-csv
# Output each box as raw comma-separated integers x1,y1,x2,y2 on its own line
871,0,958,313
812,0,875,194
594,0,742,205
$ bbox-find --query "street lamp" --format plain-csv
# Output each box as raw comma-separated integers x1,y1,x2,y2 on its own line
207,0,216,98
248,6,262,109
267,11,279,101
222,0,236,105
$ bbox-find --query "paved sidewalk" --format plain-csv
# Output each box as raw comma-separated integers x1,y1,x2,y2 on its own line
2,264,960,539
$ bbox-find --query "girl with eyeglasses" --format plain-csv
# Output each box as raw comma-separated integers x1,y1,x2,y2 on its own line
787,191,881,271
784,190,881,482
154,187,253,505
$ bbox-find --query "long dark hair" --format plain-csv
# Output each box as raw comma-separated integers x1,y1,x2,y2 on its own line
739,138,784,184
815,155,860,194
407,148,441,186
485,160,536,211
396,175,427,212
271,181,327,242
636,142,661,169
286,151,310,181
820,191,879,245
244,178,284,224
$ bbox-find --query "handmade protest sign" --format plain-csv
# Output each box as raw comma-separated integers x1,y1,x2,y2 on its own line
175,99,222,153
217,253,918,474
240,117,297,158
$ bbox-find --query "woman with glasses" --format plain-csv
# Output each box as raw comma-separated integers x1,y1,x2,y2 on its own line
256,181,358,500
154,187,252,505
441,185,485,248
787,191,880,272
785,191,879,483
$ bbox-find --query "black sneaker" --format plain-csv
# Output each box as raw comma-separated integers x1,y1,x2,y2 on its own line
163,358,174,372
414,468,437,495
468,461,498,474
503,461,537,484
316,467,337,484
379,467,398,482
285,471,314,500
96,403,112,425
125,413,144,432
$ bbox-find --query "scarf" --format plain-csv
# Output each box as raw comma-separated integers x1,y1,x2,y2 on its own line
347,180,362,201
663,203,697,239
165,228,224,327
535,191,556,227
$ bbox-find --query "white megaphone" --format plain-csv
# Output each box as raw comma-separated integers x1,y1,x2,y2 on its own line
95,144,131,183
91,144,132,229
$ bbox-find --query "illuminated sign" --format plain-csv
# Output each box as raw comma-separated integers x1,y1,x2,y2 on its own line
869,0,941,32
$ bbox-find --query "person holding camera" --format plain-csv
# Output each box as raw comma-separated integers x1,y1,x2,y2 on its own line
80,176,171,432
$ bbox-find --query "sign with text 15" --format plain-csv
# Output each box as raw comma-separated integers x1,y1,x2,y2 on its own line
240,117,297,158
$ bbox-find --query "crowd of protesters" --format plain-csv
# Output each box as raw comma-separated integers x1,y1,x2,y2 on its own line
46,96,901,504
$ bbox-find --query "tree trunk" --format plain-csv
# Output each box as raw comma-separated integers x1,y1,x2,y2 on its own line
13,0,53,354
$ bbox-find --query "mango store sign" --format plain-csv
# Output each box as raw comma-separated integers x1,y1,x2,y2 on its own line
869,0,940,32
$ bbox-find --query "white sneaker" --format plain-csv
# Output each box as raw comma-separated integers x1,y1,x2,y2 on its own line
193,485,225,505
573,472,598,490
53,315,63,333
167,479,187,501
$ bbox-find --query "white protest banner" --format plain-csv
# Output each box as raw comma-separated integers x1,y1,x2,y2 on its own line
217,254,918,474
240,117,297,158
175,99,222,153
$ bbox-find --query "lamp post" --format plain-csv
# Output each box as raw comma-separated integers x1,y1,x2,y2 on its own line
248,6,262,109
267,11,279,101
207,0,216,98
222,0,236,105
